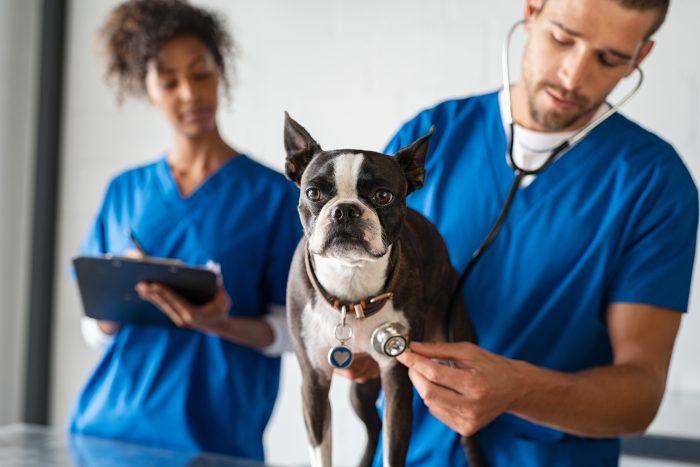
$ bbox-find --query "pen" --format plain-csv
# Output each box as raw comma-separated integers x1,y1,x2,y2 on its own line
128,230,149,258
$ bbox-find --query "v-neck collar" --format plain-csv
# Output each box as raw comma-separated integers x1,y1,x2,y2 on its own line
156,153,247,204
483,91,613,213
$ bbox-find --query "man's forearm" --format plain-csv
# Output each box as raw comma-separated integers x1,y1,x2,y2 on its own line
509,359,665,437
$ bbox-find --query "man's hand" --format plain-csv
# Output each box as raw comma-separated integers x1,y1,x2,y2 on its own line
396,341,524,436
396,304,681,438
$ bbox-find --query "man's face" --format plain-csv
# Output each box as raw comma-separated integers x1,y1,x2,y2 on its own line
520,0,657,131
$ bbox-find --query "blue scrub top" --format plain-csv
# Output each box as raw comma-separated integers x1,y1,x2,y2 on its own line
69,155,302,460
373,91,698,466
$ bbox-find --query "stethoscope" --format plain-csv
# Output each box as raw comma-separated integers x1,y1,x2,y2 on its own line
445,20,645,341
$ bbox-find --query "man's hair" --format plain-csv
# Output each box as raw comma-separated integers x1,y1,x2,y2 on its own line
615,0,669,37
541,0,669,39
98,0,234,102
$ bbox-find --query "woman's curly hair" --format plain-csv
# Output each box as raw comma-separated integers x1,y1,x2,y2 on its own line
98,0,234,102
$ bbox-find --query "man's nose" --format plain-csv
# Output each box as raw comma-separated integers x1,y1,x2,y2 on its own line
558,49,590,91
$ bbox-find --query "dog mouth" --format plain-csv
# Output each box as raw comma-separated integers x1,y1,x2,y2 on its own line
324,227,366,248
315,225,384,258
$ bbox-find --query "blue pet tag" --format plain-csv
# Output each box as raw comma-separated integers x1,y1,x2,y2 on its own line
328,314,354,369
328,345,353,369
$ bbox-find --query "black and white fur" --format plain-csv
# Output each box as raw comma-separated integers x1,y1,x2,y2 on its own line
283,113,482,467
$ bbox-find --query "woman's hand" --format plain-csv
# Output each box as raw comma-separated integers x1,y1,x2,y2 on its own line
396,341,525,437
136,279,281,350
135,281,231,333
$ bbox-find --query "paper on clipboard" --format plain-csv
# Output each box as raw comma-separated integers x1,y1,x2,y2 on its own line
72,255,218,326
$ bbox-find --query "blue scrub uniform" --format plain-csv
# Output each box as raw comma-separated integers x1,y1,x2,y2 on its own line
373,91,698,466
69,155,302,460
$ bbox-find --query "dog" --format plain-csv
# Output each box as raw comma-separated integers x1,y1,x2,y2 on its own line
283,113,484,467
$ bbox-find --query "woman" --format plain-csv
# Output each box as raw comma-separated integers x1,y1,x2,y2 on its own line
68,0,301,460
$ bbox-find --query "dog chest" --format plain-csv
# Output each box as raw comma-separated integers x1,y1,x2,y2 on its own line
301,299,409,371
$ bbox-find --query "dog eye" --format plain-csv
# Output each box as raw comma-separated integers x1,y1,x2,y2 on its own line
306,188,321,201
373,189,394,206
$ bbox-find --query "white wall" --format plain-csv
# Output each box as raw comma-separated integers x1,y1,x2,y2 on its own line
51,1,700,465
0,0,39,425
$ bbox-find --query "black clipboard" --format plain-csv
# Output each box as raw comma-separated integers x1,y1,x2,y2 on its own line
72,255,218,326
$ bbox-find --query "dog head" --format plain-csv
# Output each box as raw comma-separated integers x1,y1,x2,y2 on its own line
284,112,433,262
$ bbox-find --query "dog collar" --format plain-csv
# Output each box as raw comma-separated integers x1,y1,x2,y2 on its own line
304,241,402,320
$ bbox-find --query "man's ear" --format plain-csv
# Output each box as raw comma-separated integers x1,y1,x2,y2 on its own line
524,0,545,30
392,126,435,194
284,112,322,185
632,40,654,70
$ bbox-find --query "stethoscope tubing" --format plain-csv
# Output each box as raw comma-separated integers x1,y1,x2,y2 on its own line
446,20,644,342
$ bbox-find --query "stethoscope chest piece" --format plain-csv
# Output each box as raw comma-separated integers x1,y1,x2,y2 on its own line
371,322,409,357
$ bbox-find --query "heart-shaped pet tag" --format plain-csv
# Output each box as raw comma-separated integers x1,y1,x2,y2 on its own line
328,345,353,369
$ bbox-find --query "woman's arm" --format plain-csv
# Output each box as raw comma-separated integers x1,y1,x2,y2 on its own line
135,281,290,353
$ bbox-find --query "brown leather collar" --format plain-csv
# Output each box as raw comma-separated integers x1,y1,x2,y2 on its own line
304,241,402,320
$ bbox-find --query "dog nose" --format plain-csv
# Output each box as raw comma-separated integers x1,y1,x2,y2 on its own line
332,203,361,223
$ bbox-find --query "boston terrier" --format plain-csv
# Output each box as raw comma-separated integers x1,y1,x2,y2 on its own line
283,113,484,467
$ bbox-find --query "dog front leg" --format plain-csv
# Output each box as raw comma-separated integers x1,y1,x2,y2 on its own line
302,368,333,467
350,378,381,467
380,363,412,467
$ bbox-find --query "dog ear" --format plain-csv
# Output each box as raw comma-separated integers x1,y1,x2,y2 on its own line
392,126,435,193
284,112,322,186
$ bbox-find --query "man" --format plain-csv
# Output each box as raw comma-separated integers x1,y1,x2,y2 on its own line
347,0,698,465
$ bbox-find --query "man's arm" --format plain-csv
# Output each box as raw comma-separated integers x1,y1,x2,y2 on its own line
397,303,681,437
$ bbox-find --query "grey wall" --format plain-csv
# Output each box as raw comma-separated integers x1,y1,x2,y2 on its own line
0,0,40,425
49,1,700,465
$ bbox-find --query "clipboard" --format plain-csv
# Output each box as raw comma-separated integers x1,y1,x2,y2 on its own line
72,255,218,326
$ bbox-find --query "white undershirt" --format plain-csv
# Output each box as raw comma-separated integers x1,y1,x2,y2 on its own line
498,90,610,187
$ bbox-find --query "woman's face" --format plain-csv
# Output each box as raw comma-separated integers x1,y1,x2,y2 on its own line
144,35,221,139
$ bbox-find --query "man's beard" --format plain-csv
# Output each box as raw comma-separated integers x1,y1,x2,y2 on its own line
526,80,600,131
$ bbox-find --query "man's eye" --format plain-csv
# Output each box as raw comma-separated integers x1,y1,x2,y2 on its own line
550,33,572,46
306,188,321,201
162,80,177,90
598,53,625,68
373,189,394,206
